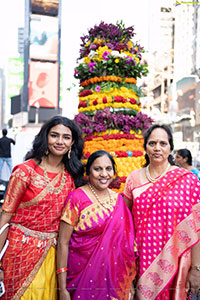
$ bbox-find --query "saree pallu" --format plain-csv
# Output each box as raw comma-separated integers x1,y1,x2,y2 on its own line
1,159,75,299
133,168,200,300
61,189,136,300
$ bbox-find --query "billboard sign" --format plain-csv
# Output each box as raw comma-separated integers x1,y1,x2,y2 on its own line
31,0,59,16
30,14,58,61
29,61,58,108
7,58,24,99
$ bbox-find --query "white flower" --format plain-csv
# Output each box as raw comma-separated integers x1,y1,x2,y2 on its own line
78,58,85,64
88,51,98,59
111,50,121,57
119,53,127,59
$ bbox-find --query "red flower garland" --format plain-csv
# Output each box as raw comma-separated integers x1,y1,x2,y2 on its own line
84,133,143,141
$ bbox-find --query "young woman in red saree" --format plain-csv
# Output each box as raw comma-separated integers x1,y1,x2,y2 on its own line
0,116,84,300
123,124,200,300
57,150,136,300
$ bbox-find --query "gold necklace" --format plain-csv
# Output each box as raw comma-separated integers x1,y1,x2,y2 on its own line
146,163,171,183
43,159,66,194
88,183,113,210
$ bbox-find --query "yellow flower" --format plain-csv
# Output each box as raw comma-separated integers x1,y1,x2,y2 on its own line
84,57,91,64
95,46,112,61
93,38,102,44
85,41,91,47
115,58,119,63
127,41,133,49
133,55,140,63
122,51,134,58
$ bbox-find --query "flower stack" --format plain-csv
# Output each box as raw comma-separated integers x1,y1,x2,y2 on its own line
74,21,153,192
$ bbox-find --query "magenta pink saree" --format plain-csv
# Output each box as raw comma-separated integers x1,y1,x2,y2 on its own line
61,189,136,300
131,168,200,300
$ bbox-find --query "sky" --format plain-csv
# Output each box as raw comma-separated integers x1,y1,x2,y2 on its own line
0,0,153,118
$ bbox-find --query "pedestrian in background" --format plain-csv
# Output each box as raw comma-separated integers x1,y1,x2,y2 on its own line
0,129,16,179
175,148,200,180
0,116,84,300
123,124,200,300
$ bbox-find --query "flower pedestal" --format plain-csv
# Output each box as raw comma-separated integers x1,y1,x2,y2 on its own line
74,22,153,192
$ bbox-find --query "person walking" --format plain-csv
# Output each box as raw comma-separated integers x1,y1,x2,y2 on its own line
0,129,16,179
0,116,84,300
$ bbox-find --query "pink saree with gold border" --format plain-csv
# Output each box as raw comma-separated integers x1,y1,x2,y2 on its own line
124,168,200,300
61,189,136,300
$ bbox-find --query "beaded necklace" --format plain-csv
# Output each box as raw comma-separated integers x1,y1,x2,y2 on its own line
146,163,171,183
88,183,113,210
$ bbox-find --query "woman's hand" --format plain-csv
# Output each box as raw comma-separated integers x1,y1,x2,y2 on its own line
186,268,200,294
129,280,135,300
0,269,4,282
59,288,71,300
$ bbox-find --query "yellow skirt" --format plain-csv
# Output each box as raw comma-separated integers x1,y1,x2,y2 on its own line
21,246,58,300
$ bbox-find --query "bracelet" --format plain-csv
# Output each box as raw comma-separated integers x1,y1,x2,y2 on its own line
191,265,200,271
56,267,68,274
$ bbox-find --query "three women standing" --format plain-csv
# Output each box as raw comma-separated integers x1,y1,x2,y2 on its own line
0,116,84,300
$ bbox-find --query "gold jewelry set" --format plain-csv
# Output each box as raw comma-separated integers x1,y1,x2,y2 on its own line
43,158,66,194
88,183,113,210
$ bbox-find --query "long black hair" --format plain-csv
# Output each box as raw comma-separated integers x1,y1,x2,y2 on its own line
86,150,117,176
25,115,84,187
176,148,192,166
143,124,175,167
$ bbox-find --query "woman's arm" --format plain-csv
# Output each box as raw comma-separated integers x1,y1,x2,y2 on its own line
186,231,200,294
57,221,74,300
0,213,13,281
122,194,133,211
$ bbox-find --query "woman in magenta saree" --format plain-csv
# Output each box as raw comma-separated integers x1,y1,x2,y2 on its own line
123,124,200,300
57,150,136,300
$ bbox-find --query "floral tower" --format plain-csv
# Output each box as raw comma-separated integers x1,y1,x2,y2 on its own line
74,21,153,192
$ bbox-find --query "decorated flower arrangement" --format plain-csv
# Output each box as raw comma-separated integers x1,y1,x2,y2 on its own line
74,21,153,192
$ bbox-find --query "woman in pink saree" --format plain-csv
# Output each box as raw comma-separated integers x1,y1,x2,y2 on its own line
123,124,200,300
57,150,136,300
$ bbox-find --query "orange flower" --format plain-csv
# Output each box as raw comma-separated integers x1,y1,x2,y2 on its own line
84,137,144,154
81,76,137,87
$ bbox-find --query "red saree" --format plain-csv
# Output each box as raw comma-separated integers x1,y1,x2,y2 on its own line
1,159,75,300
123,168,200,300
61,188,136,300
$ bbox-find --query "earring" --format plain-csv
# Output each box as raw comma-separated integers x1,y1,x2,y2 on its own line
68,147,71,159
45,149,50,156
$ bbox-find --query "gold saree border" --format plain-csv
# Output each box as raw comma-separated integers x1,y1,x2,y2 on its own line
11,239,55,300
11,223,58,240
18,171,65,209
62,193,118,231
77,193,118,230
